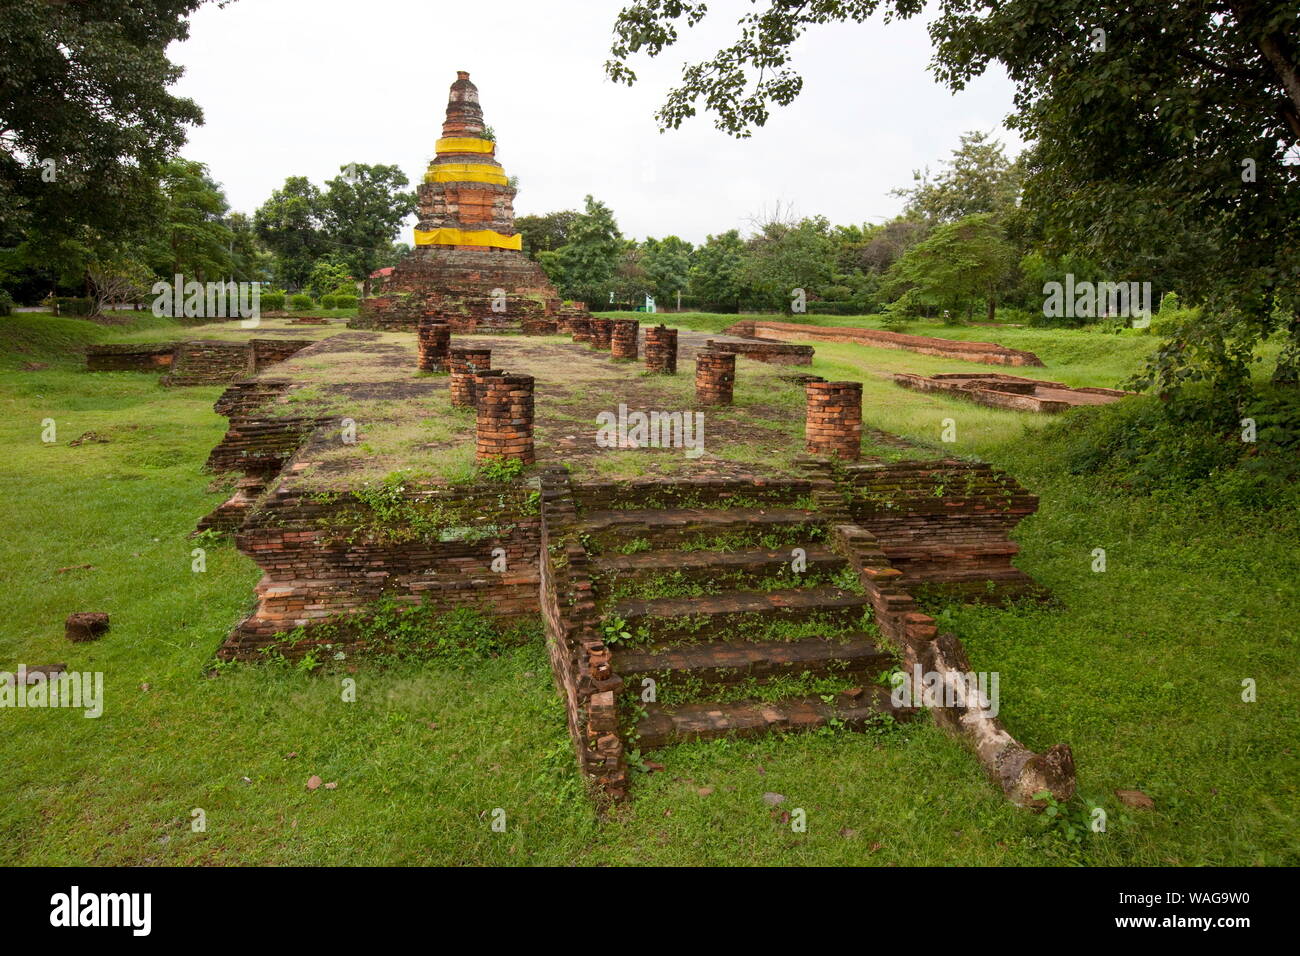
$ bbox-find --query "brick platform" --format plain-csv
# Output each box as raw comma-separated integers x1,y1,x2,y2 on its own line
417,317,451,372
644,325,678,374
449,347,492,407
476,372,535,463
725,320,1044,367
610,319,639,360
704,339,814,366
805,381,862,460
695,350,736,405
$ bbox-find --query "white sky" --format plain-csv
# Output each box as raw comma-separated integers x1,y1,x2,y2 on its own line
169,0,1023,245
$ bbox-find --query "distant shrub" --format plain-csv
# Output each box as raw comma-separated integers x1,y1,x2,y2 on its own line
320,294,337,309
334,294,358,309
259,291,285,312
290,293,313,311
0,289,13,316
55,296,94,316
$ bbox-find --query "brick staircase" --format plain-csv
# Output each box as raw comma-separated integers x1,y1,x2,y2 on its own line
573,481,913,754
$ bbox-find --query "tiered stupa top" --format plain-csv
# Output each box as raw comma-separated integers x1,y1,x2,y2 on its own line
414,72,522,251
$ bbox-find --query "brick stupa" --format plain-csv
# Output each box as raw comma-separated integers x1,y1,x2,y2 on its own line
351,72,583,332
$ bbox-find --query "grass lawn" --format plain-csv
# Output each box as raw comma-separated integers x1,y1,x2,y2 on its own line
1,311,1296,865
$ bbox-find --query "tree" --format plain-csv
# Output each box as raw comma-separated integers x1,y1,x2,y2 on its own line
894,131,1022,224
516,210,579,259
606,0,1300,392
254,177,327,291
554,196,624,304
641,235,694,305
739,215,837,312
688,229,749,312
147,159,234,282
0,0,212,254
884,213,1015,323
321,163,416,297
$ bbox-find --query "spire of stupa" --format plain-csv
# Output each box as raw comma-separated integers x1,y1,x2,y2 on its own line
414,72,521,251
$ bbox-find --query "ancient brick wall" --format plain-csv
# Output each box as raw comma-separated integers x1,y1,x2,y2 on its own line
835,459,1040,600
204,416,334,475
85,344,175,371
161,339,315,386
213,378,293,417
218,483,543,659
539,467,628,801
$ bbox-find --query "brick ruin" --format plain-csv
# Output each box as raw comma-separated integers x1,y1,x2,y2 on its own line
349,73,587,334
725,320,1044,367
805,380,863,460
643,325,677,373
475,372,535,464
449,347,492,406
894,371,1130,413
416,318,451,372
610,319,639,360
704,339,814,366
86,338,315,385
694,350,735,405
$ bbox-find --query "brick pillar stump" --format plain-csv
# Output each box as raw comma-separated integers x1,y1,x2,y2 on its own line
805,381,863,460
611,319,640,360
590,318,613,350
570,317,593,344
644,325,678,374
416,317,451,372
449,347,492,407
695,351,736,405
66,612,110,643
476,372,535,464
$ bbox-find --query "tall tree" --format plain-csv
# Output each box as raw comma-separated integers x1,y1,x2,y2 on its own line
554,196,624,304
0,0,214,258
894,131,1023,224
517,210,579,259
321,163,416,297
688,229,749,312
884,213,1015,323
254,176,327,291
147,158,234,281
641,235,695,305
740,215,837,312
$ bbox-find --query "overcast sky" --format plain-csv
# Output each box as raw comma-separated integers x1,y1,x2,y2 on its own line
168,0,1024,245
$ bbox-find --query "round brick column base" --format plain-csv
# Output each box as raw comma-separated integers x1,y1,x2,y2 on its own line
590,318,613,350
449,347,491,407
695,351,736,405
476,372,535,464
644,325,678,374
416,318,451,372
611,319,640,360
805,381,862,460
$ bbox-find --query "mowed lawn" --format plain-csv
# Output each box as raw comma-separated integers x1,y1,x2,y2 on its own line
1,312,1296,866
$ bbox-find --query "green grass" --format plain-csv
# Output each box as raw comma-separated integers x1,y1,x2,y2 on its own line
1,311,1297,865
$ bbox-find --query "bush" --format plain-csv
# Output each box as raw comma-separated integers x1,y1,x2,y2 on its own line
259,291,285,312
320,294,337,309
54,297,94,316
290,293,313,311
334,294,358,310
1041,387,1300,507
0,289,13,316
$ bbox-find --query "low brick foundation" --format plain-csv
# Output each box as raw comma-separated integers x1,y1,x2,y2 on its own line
611,319,639,360
213,378,293,417
417,317,451,372
159,338,316,385
476,372,535,463
522,317,559,335
204,416,334,475
894,371,1129,413
704,339,814,366
695,351,736,405
644,325,677,374
725,320,1044,367
805,381,862,460
85,344,175,371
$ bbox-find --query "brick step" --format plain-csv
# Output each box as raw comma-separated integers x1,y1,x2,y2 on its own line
614,634,893,686
592,545,846,587
634,686,910,749
903,565,1032,583
571,478,814,512
884,541,1021,561
577,507,821,550
612,586,870,641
